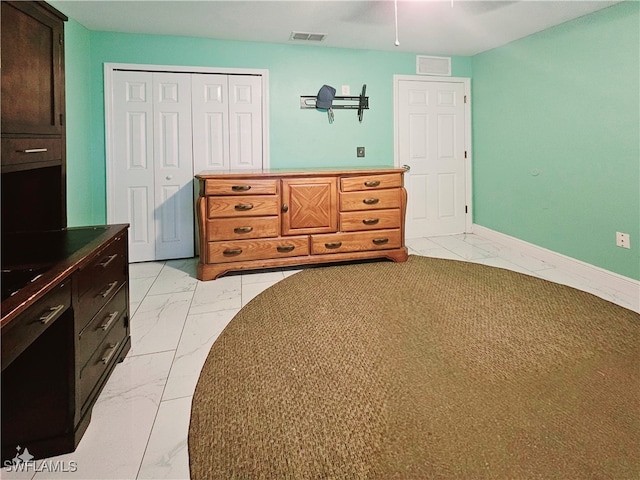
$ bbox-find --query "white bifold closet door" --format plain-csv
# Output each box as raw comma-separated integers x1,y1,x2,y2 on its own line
191,73,263,172
109,70,263,262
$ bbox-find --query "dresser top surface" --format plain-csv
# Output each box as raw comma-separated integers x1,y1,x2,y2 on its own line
196,166,406,179
1,224,129,326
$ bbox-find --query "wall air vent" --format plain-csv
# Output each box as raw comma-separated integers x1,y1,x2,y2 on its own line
290,31,327,42
416,55,452,76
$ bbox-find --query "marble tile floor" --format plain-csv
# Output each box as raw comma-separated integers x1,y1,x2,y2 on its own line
3,233,637,480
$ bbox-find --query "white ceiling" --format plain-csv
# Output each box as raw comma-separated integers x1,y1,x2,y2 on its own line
51,0,620,56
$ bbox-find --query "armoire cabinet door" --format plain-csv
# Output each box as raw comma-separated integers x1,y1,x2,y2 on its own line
1,1,66,135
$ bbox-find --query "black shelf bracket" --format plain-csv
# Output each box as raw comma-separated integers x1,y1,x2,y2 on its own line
300,84,369,122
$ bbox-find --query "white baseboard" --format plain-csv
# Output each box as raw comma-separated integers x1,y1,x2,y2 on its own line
472,225,640,313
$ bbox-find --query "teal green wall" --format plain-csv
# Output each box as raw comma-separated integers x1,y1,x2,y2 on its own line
60,2,639,280
64,18,93,226
472,2,639,280
60,21,470,227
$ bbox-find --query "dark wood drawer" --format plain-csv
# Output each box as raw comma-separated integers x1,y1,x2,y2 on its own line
78,284,128,368
76,235,128,331
79,319,127,408
1,279,71,370
1,137,63,167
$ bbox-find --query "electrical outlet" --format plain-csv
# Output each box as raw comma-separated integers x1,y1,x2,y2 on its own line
616,232,631,249
356,147,365,158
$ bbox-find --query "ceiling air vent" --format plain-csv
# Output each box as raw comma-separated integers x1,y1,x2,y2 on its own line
290,31,327,42
416,55,452,76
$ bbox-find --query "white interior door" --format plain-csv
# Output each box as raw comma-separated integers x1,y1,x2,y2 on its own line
396,78,468,239
110,70,194,262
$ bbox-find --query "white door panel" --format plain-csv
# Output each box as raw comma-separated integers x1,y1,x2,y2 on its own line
192,74,229,172
153,73,194,260
228,76,262,170
398,79,467,238
112,71,156,262
107,67,266,262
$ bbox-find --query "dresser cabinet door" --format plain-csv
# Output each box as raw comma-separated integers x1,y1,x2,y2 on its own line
281,177,338,235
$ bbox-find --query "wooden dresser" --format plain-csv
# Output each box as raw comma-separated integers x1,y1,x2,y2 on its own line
196,167,409,280
1,225,131,461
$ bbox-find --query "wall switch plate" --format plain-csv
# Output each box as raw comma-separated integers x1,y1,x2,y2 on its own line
341,85,350,95
357,146,365,157
616,232,631,249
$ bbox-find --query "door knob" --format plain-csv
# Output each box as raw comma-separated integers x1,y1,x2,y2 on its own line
166,175,173,180
402,164,411,171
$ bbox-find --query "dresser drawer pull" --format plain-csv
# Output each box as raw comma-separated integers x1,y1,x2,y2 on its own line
276,245,295,253
231,185,251,192
364,180,380,187
99,281,119,298
362,218,380,225
98,254,118,268
234,203,254,211
372,238,389,245
100,311,120,331
234,226,253,234
101,341,121,365
363,198,379,205
40,304,66,325
325,242,342,249
223,248,243,256
18,148,48,153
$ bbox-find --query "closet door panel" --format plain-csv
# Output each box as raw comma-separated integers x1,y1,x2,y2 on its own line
153,73,195,260
229,75,263,170
192,74,229,172
111,71,156,262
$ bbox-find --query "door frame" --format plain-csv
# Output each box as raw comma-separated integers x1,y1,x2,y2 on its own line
103,62,270,224
393,74,472,234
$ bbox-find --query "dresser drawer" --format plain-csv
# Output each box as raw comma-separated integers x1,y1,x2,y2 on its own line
205,178,277,196
78,284,127,368
207,236,309,263
1,137,63,167
1,279,71,369
311,229,402,255
207,216,279,241
341,173,402,192
76,237,128,331
207,195,279,218
79,319,127,408
340,189,402,211
340,209,401,232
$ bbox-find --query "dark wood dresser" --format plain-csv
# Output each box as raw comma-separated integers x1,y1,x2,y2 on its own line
1,224,131,461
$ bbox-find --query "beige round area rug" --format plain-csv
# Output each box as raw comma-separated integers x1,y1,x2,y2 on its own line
189,255,640,480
